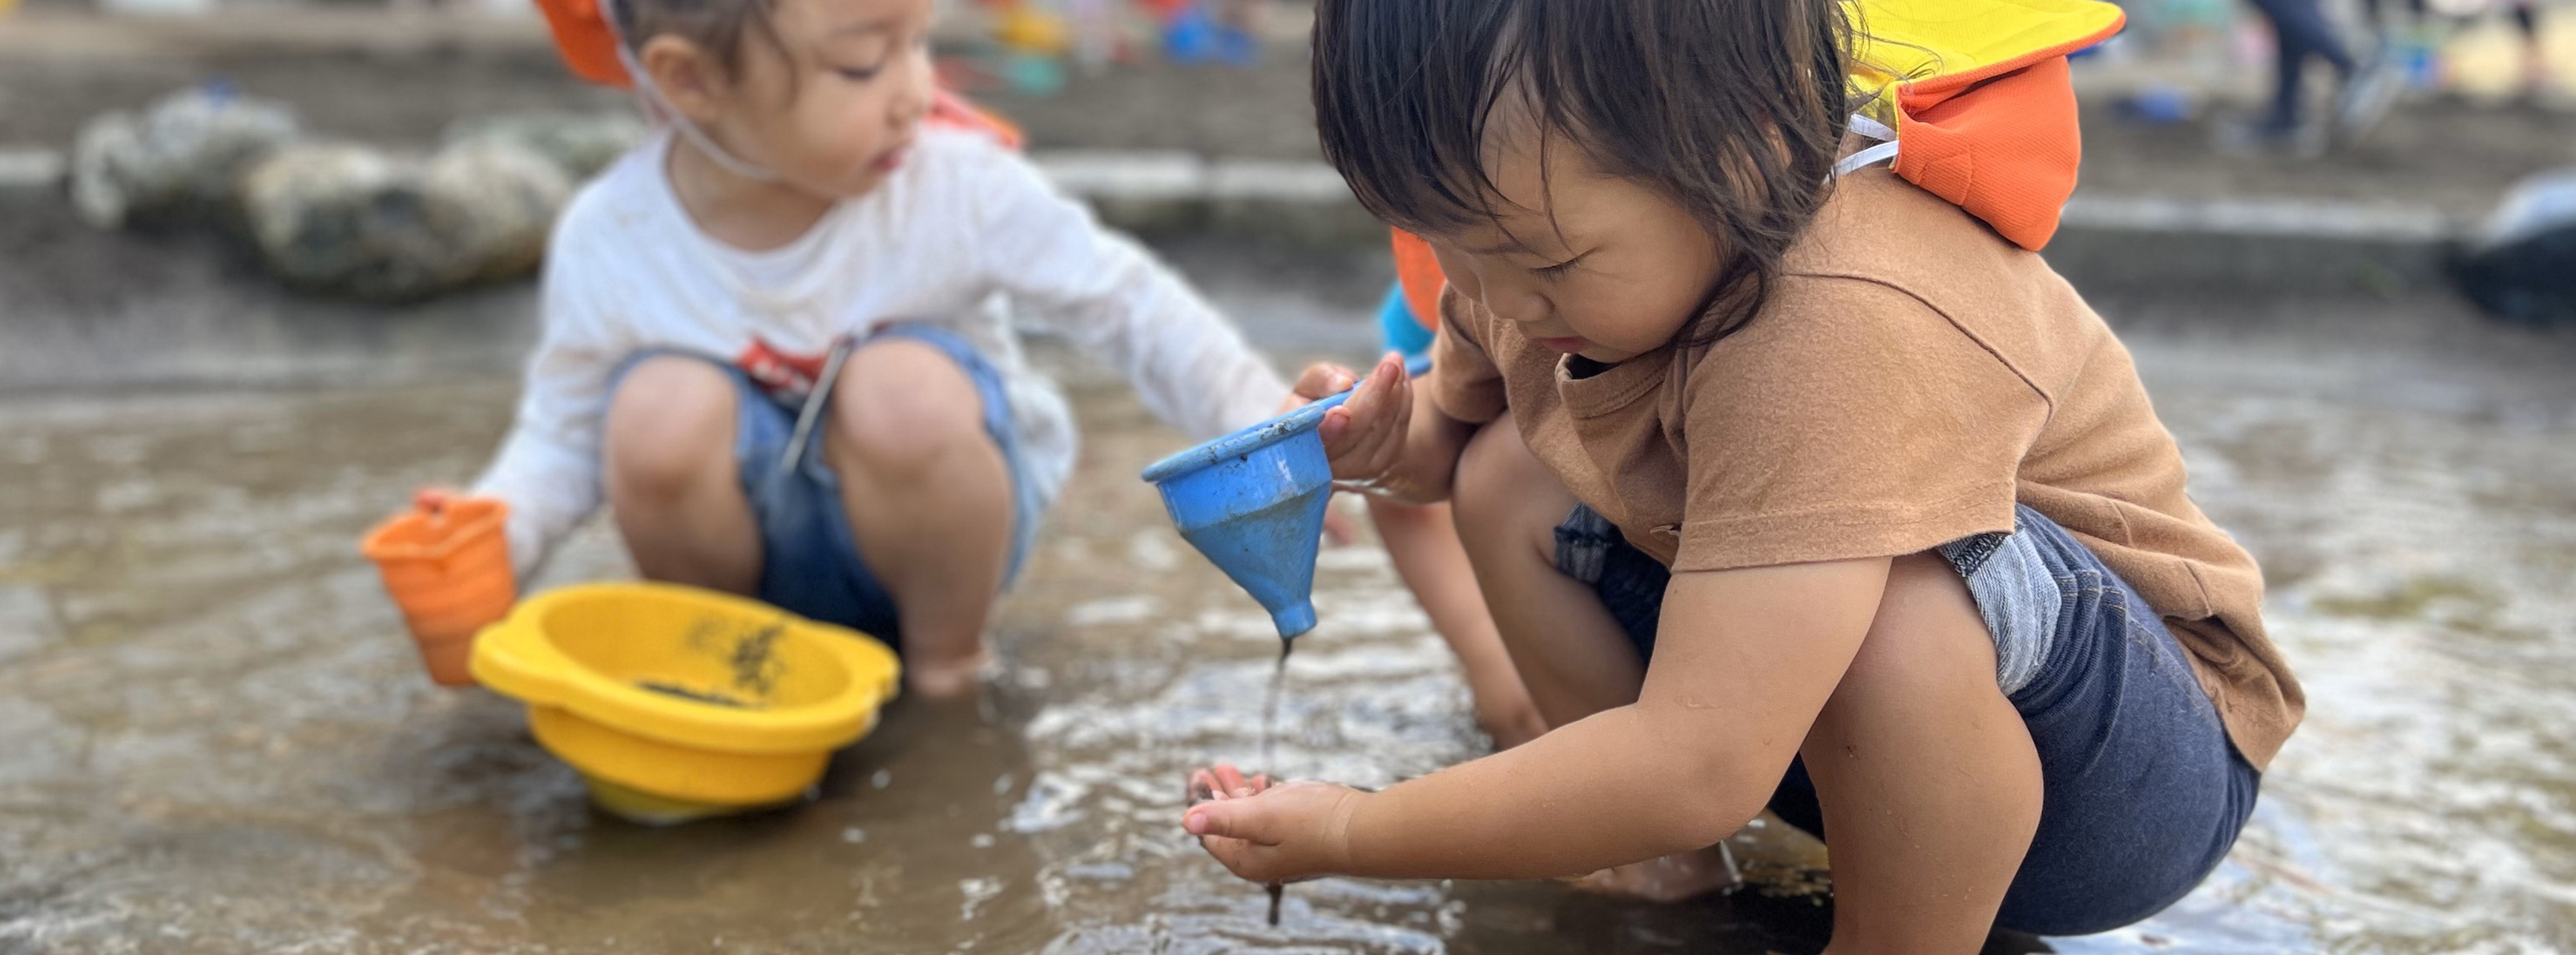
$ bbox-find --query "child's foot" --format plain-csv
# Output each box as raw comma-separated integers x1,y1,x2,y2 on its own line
906,649,992,701
1574,844,1740,902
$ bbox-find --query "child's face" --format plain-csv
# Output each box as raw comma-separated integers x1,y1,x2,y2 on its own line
1419,128,1723,365
678,0,938,198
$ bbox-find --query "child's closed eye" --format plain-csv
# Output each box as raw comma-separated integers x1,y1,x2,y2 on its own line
1532,254,1589,280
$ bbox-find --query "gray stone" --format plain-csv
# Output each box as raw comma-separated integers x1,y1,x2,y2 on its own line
236,138,570,300
68,85,300,229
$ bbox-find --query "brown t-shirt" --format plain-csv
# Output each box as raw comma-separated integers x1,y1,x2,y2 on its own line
1430,170,2299,769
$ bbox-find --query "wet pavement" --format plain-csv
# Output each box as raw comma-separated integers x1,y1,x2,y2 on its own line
4,277,2576,954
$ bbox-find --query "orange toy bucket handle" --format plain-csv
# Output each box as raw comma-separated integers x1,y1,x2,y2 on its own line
362,496,517,687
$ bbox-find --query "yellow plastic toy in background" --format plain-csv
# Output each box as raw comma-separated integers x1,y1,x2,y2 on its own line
470,582,902,824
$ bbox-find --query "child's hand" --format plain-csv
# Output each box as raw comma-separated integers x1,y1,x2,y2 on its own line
1285,352,1413,488
413,486,464,515
1182,763,1364,885
1187,763,1273,805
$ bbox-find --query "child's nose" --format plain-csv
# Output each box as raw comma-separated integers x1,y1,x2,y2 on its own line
890,48,934,127
1486,287,1552,328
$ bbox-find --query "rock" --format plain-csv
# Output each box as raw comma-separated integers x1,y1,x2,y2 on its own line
236,142,428,297
68,83,301,229
2458,168,2576,327
237,139,570,300
72,88,606,300
442,111,647,182
420,138,574,286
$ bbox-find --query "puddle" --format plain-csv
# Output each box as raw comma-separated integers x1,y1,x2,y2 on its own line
4,315,2576,953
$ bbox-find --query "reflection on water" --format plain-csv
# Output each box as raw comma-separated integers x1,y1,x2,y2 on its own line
3,315,2576,954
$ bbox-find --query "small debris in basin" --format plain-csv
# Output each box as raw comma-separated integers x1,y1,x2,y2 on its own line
729,620,787,694
637,681,757,709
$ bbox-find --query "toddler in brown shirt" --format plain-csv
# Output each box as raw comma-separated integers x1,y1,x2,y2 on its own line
1181,0,2292,945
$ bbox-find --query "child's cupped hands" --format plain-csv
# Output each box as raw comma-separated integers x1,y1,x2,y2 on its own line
1183,763,1365,885
1284,351,1413,489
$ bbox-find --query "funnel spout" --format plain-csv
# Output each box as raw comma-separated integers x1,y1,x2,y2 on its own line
1271,602,1317,640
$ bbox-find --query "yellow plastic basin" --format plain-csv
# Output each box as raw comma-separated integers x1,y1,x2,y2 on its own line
470,582,900,823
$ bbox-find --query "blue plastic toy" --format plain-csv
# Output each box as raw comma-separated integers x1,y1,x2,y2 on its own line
1162,2,1256,67
1140,356,1428,639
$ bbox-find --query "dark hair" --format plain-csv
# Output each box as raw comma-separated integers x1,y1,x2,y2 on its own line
612,0,785,81
1313,0,1855,343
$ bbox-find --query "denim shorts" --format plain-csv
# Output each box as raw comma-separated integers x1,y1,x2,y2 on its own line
610,325,1044,651
1557,503,2261,936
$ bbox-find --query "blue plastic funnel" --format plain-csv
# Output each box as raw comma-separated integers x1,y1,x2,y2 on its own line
1140,357,1428,639
1141,400,1336,638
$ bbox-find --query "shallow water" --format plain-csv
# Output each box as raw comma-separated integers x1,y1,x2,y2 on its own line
3,299,2575,954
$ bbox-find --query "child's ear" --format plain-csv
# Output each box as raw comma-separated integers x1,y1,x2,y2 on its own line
639,35,728,123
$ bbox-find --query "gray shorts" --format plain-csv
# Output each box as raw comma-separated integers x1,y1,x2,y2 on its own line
1555,503,2259,935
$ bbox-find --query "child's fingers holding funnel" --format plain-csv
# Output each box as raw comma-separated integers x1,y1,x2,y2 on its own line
1319,352,1413,488
1281,361,1362,410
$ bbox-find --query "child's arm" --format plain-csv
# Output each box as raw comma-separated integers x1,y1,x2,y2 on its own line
467,251,627,581
1185,557,1890,881
970,147,1287,437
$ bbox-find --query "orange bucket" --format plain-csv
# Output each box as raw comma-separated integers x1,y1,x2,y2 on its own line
362,497,517,687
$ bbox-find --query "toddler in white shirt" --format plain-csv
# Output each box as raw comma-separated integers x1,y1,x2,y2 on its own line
449,0,1287,697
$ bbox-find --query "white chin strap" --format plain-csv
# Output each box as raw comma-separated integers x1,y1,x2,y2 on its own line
600,0,782,182
1832,113,1902,180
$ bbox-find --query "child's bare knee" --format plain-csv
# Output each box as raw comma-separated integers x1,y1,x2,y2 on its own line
606,357,738,498
1452,416,1560,555
827,339,988,478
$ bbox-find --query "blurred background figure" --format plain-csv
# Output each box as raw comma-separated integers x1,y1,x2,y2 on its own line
2228,0,2399,153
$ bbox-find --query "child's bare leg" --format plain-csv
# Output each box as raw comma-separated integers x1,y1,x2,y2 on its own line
1804,552,2043,954
1366,496,1546,748
824,338,1014,700
1449,418,1731,900
604,356,763,594
1450,416,1644,727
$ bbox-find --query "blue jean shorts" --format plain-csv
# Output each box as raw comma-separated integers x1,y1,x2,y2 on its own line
610,325,1044,650
1556,503,2261,936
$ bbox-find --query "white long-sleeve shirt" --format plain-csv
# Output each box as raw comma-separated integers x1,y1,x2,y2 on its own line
473,126,1288,577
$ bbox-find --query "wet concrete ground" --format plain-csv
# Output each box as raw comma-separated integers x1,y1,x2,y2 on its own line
4,272,2576,954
